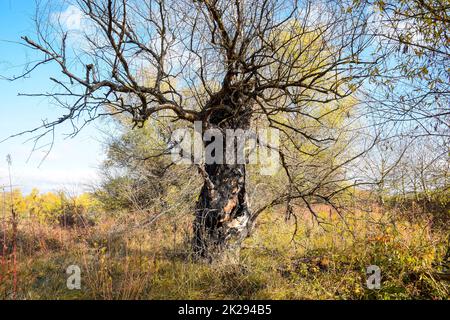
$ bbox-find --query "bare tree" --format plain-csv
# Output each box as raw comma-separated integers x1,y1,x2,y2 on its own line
360,0,450,138
6,0,381,260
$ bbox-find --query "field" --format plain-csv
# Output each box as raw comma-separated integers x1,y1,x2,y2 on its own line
1,197,448,300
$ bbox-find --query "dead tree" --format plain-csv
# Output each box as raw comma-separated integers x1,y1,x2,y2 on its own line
7,0,381,260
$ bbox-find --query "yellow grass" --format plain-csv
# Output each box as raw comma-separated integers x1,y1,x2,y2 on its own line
0,205,448,300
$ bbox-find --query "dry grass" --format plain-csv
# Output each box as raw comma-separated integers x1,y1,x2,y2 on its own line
0,205,448,300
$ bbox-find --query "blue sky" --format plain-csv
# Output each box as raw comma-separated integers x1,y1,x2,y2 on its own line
0,0,105,194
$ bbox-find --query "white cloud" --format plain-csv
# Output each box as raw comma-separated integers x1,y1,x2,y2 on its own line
53,5,86,31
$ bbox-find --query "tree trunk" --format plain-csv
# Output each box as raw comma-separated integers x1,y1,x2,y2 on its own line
193,99,253,261
193,161,252,261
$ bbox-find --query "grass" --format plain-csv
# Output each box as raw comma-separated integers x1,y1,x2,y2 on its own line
0,204,448,300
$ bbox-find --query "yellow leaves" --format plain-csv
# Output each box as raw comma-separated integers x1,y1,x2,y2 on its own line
377,0,386,12
1,189,99,224
271,21,330,80
348,83,358,94
0,188,26,216
77,193,101,209
420,66,429,75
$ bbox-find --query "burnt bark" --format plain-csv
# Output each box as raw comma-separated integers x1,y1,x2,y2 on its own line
193,96,253,261
193,162,252,260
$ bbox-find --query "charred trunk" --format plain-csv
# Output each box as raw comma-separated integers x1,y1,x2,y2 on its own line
193,95,253,261
193,162,252,260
